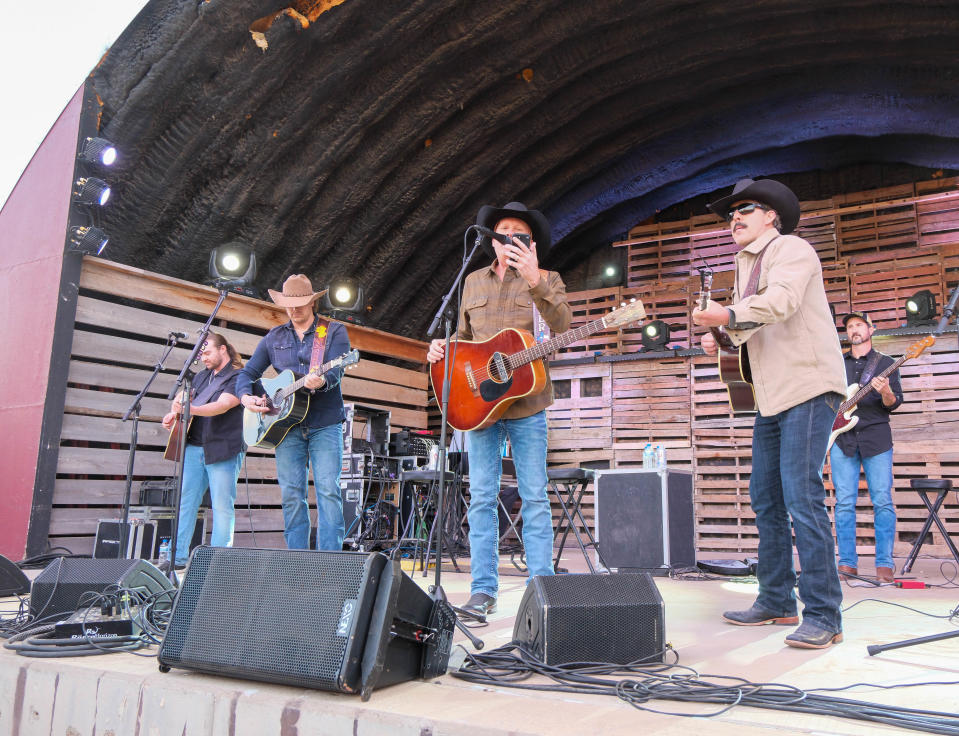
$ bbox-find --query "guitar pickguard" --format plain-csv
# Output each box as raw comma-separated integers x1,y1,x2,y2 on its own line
479,375,513,403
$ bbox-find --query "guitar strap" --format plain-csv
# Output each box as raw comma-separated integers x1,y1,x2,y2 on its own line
531,269,551,343
308,317,331,374
740,236,777,299
857,350,882,388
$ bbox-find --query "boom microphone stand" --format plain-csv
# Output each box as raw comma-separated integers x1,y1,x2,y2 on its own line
424,226,488,650
164,286,232,582
870,280,959,655
118,334,181,558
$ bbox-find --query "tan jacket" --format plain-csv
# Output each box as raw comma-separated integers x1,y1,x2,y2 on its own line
457,263,571,419
729,229,846,416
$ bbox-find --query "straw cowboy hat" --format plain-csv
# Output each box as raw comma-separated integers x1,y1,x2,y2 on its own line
475,201,552,257
707,178,801,235
267,274,327,307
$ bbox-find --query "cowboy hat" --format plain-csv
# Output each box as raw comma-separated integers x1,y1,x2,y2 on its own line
267,273,327,307
707,178,801,235
475,201,552,256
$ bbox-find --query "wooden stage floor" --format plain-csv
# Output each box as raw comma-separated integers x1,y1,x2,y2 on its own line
2,550,958,736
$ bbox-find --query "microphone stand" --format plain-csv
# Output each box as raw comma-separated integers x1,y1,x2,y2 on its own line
119,335,181,559
164,286,231,582
867,282,959,653
425,226,486,650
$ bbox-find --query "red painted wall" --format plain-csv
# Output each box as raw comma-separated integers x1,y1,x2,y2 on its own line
0,86,83,560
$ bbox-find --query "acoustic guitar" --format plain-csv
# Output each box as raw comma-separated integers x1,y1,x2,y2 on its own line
243,349,360,449
827,335,933,450
431,300,646,431
163,388,191,462
697,267,760,413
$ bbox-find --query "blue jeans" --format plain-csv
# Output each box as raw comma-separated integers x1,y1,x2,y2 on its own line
176,444,243,565
274,424,344,550
750,393,844,633
467,411,554,598
829,445,895,569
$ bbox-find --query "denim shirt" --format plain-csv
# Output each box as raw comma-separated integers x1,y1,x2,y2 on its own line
236,317,350,429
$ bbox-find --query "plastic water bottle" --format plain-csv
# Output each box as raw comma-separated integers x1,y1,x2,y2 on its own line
158,538,170,567
656,444,667,471
643,443,653,469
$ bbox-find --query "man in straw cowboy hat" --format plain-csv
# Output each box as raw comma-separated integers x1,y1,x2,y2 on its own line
237,274,351,550
692,178,847,649
426,202,571,619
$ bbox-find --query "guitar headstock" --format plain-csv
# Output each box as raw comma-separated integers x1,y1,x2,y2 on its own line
603,298,646,328
906,334,935,359
696,266,713,312
337,349,361,369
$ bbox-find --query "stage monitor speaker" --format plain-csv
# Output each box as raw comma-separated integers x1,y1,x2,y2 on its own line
595,469,695,574
0,554,30,597
157,547,454,700
513,573,665,665
29,557,173,621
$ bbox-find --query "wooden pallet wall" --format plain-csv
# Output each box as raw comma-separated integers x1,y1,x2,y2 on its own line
50,258,430,556
546,176,959,558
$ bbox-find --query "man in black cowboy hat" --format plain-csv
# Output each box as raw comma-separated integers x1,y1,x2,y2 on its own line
236,274,351,551
426,202,571,618
693,178,847,649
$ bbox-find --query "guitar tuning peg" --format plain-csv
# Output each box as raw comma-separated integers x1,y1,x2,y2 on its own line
620,301,626,307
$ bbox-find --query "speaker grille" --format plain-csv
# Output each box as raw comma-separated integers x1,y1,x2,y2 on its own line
514,573,665,665
160,547,381,691
29,558,172,620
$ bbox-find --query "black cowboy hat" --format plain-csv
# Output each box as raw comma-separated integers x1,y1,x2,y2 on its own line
475,201,552,256
707,178,801,235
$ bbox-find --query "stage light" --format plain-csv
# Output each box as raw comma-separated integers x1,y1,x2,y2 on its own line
208,241,256,286
68,226,109,255
72,177,111,207
904,289,936,326
321,277,366,323
604,266,616,278
640,320,670,350
78,137,117,167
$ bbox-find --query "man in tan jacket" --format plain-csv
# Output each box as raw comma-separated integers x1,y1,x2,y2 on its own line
693,178,846,649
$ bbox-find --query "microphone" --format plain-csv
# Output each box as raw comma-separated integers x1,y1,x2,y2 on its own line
169,331,187,340
471,225,512,245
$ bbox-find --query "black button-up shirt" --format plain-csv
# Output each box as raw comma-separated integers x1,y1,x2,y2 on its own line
835,348,902,459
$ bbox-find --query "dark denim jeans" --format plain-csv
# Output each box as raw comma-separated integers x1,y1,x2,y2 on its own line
750,392,844,633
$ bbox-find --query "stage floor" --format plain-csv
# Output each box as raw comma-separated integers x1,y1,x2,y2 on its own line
2,551,958,736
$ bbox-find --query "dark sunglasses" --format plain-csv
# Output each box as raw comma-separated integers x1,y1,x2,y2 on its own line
725,202,768,222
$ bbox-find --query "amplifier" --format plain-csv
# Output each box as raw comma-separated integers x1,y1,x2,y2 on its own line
138,478,177,506
93,519,157,559
594,469,695,574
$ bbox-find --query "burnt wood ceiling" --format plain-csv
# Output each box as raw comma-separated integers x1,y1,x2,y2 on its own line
91,0,959,337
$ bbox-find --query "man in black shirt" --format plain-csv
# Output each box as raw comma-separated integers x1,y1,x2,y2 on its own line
829,311,903,583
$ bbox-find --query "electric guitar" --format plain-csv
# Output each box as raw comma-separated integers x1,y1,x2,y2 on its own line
697,267,761,413
163,388,191,462
431,300,646,431
827,335,933,450
243,349,360,449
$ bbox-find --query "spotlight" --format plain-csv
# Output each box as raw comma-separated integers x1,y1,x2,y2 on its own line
321,277,366,323
640,320,670,351
598,263,624,288
72,177,111,206
208,241,256,286
78,137,117,167
904,289,937,326
68,226,109,255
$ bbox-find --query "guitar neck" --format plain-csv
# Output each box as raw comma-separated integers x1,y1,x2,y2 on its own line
505,316,614,369
277,361,334,402
840,355,906,412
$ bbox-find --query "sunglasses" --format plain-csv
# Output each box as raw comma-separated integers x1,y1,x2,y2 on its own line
725,202,768,222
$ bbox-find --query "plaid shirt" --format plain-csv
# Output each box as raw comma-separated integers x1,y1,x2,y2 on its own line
456,263,571,419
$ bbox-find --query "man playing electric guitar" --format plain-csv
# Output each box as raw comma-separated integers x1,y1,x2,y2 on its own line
236,274,350,551
426,202,571,619
829,311,902,583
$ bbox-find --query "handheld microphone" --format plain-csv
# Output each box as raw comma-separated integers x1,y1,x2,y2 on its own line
169,331,187,340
